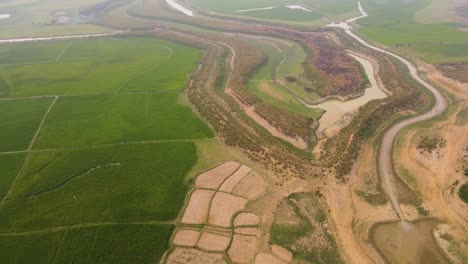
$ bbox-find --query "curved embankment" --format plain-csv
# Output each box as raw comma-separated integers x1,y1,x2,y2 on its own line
329,5,449,220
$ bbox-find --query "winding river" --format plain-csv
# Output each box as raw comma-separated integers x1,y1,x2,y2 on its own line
328,2,449,221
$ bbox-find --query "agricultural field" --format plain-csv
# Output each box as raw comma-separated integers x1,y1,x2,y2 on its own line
0,224,173,264
357,0,468,65
0,0,112,38
0,153,25,200
188,0,358,25
33,93,213,149
0,37,200,97
0,98,53,151
0,35,213,263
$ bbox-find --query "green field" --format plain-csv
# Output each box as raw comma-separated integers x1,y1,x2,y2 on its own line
0,224,173,264
0,36,212,263
0,37,200,97
0,98,54,151
2,142,196,232
460,182,468,204
357,0,468,64
247,38,322,119
34,92,213,149
189,0,358,25
0,154,26,200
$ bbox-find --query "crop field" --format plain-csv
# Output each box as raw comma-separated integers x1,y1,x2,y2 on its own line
33,92,213,149
247,38,322,119
0,37,200,97
188,0,358,24
0,0,111,38
0,154,25,200
358,0,468,64
0,224,173,264
0,35,214,263
0,98,53,151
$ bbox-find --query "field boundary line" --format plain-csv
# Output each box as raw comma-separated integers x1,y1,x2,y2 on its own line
0,221,174,237
0,90,183,101
28,137,217,153
0,96,58,204
28,96,58,151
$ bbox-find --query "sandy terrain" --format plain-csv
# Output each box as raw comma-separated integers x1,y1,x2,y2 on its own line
164,161,270,263
234,212,260,226
228,234,258,263
197,232,231,252
208,192,248,227
196,161,241,190
254,253,287,264
181,189,215,224
232,171,267,200
271,245,293,263
173,229,201,247
166,248,226,264
219,164,251,192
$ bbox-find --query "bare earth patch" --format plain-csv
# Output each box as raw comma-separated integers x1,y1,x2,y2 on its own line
232,171,267,200
167,247,226,264
234,212,260,226
254,253,287,264
196,161,241,190
173,229,201,247
181,189,215,224
209,192,248,227
219,164,252,193
228,234,258,263
271,245,293,263
197,232,231,252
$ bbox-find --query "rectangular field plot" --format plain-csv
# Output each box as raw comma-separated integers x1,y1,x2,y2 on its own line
1,142,196,232
34,92,213,149
0,98,54,151
0,37,200,97
0,153,26,200
0,224,173,264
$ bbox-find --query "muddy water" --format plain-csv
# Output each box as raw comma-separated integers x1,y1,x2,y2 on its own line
308,53,387,138
372,219,449,264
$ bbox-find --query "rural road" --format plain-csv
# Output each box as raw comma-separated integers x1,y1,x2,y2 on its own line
329,4,449,220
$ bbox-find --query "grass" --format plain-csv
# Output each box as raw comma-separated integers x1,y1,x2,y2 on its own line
189,0,358,21
247,38,322,119
53,224,173,264
0,224,173,264
34,92,213,149
401,43,468,64
0,154,26,200
271,194,344,264
1,142,196,232
0,37,200,97
0,231,63,264
459,182,468,204
357,0,468,64
359,24,468,46
0,98,54,151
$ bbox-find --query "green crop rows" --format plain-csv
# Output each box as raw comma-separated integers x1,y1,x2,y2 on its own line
0,37,211,263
